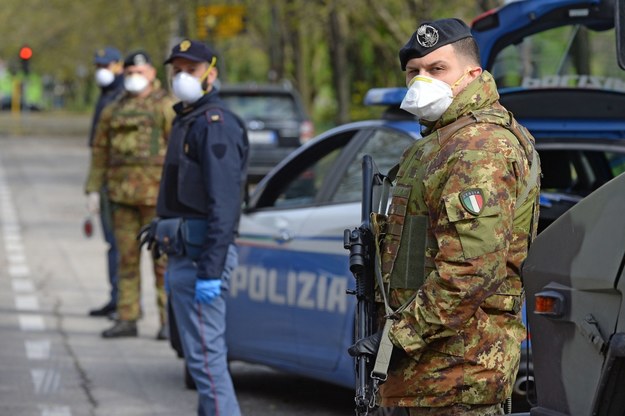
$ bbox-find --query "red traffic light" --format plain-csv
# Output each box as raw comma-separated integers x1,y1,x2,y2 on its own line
19,46,33,60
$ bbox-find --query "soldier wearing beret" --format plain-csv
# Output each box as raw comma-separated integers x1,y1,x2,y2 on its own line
86,46,124,319
349,18,541,415
85,50,176,339
153,39,248,415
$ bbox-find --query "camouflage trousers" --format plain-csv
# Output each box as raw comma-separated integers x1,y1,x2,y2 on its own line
112,202,167,324
405,403,505,416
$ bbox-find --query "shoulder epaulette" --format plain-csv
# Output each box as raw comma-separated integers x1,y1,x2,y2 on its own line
205,108,224,123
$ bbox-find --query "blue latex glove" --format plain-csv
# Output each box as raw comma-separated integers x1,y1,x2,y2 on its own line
195,279,221,304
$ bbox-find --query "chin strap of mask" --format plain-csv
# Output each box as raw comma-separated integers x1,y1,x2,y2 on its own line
200,56,217,93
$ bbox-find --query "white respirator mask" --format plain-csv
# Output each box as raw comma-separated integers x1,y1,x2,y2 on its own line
400,72,467,121
124,74,149,94
95,68,115,87
171,57,217,104
172,72,205,104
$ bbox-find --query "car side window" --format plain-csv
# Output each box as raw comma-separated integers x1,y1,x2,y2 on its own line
331,128,414,204
606,152,625,176
540,149,625,196
274,147,342,208
253,130,357,209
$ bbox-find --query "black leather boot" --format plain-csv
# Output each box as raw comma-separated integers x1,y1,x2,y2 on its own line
156,325,169,341
88,302,116,317
101,320,138,338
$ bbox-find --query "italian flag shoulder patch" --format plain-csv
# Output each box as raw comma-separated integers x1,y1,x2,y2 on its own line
459,188,484,216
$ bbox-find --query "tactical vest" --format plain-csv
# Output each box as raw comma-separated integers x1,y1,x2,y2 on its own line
107,89,169,167
380,107,538,312
157,100,246,218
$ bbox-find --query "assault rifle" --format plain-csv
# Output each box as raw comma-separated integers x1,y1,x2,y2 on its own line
344,155,393,415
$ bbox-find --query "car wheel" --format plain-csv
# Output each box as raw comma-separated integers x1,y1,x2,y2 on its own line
184,364,197,390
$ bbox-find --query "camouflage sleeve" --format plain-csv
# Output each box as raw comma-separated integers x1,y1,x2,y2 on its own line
84,104,113,193
388,149,517,358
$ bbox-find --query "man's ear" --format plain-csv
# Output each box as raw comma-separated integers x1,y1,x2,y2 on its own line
112,61,124,74
206,67,218,84
469,66,483,80
148,66,158,81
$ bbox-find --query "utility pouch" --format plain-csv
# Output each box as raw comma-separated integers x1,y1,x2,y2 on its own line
389,214,428,290
154,218,184,256
179,219,208,261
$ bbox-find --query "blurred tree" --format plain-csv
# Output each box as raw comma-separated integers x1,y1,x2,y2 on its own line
0,0,504,120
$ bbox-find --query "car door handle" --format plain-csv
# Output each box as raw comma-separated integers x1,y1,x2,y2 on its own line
274,229,292,243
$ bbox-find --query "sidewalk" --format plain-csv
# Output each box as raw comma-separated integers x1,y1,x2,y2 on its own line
0,111,90,138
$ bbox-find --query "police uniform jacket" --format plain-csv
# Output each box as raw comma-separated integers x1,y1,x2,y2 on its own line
378,71,541,408
88,74,124,147
156,89,249,280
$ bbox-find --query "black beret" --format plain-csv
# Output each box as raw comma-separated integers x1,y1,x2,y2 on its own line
164,39,217,65
399,18,473,70
123,50,152,68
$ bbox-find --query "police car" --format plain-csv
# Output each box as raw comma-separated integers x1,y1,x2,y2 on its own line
229,91,419,389
225,0,625,412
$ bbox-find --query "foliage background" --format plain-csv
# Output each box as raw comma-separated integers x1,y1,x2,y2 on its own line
0,0,504,128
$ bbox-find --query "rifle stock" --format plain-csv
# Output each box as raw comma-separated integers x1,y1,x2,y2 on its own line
344,154,384,415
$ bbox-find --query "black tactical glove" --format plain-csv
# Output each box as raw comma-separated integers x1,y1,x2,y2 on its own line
348,330,382,357
137,218,161,259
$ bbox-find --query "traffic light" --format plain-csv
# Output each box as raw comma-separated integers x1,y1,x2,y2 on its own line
19,45,33,74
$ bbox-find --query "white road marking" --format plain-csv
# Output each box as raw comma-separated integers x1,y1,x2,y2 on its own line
31,368,61,394
39,405,72,416
4,240,25,254
8,263,31,278
1,157,71,416
12,279,35,292
25,340,51,360
7,251,27,263
15,295,40,311
19,315,46,331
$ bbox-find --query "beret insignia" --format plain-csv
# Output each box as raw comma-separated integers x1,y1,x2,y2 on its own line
417,24,439,48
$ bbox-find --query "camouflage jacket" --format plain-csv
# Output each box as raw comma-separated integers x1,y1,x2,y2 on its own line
85,80,176,206
378,71,541,408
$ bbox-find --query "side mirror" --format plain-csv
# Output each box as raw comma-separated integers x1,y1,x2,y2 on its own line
617,0,625,69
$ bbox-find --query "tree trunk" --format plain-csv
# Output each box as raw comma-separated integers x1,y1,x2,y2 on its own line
328,2,350,124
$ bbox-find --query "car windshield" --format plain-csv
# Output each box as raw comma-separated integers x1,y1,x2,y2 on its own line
491,26,625,91
221,94,299,120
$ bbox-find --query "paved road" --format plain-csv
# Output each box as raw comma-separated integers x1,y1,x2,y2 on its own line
0,124,354,416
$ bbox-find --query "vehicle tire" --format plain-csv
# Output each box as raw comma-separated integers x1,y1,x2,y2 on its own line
184,364,197,390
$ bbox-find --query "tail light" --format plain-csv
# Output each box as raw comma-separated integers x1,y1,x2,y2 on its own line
534,290,565,317
299,120,314,144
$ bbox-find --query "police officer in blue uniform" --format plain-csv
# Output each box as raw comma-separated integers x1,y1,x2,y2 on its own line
87,46,124,319
156,40,248,416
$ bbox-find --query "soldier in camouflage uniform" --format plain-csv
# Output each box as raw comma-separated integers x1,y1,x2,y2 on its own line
349,19,541,415
85,51,176,339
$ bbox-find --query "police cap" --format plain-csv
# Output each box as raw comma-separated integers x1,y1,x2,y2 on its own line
399,18,473,70
123,50,152,68
94,47,122,65
164,39,216,64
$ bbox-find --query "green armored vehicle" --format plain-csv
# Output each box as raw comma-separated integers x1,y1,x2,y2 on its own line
472,0,625,414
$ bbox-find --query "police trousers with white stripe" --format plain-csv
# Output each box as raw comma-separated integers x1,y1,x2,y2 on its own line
167,244,240,416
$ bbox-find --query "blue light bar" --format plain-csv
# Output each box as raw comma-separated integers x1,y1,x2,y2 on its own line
363,88,407,106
